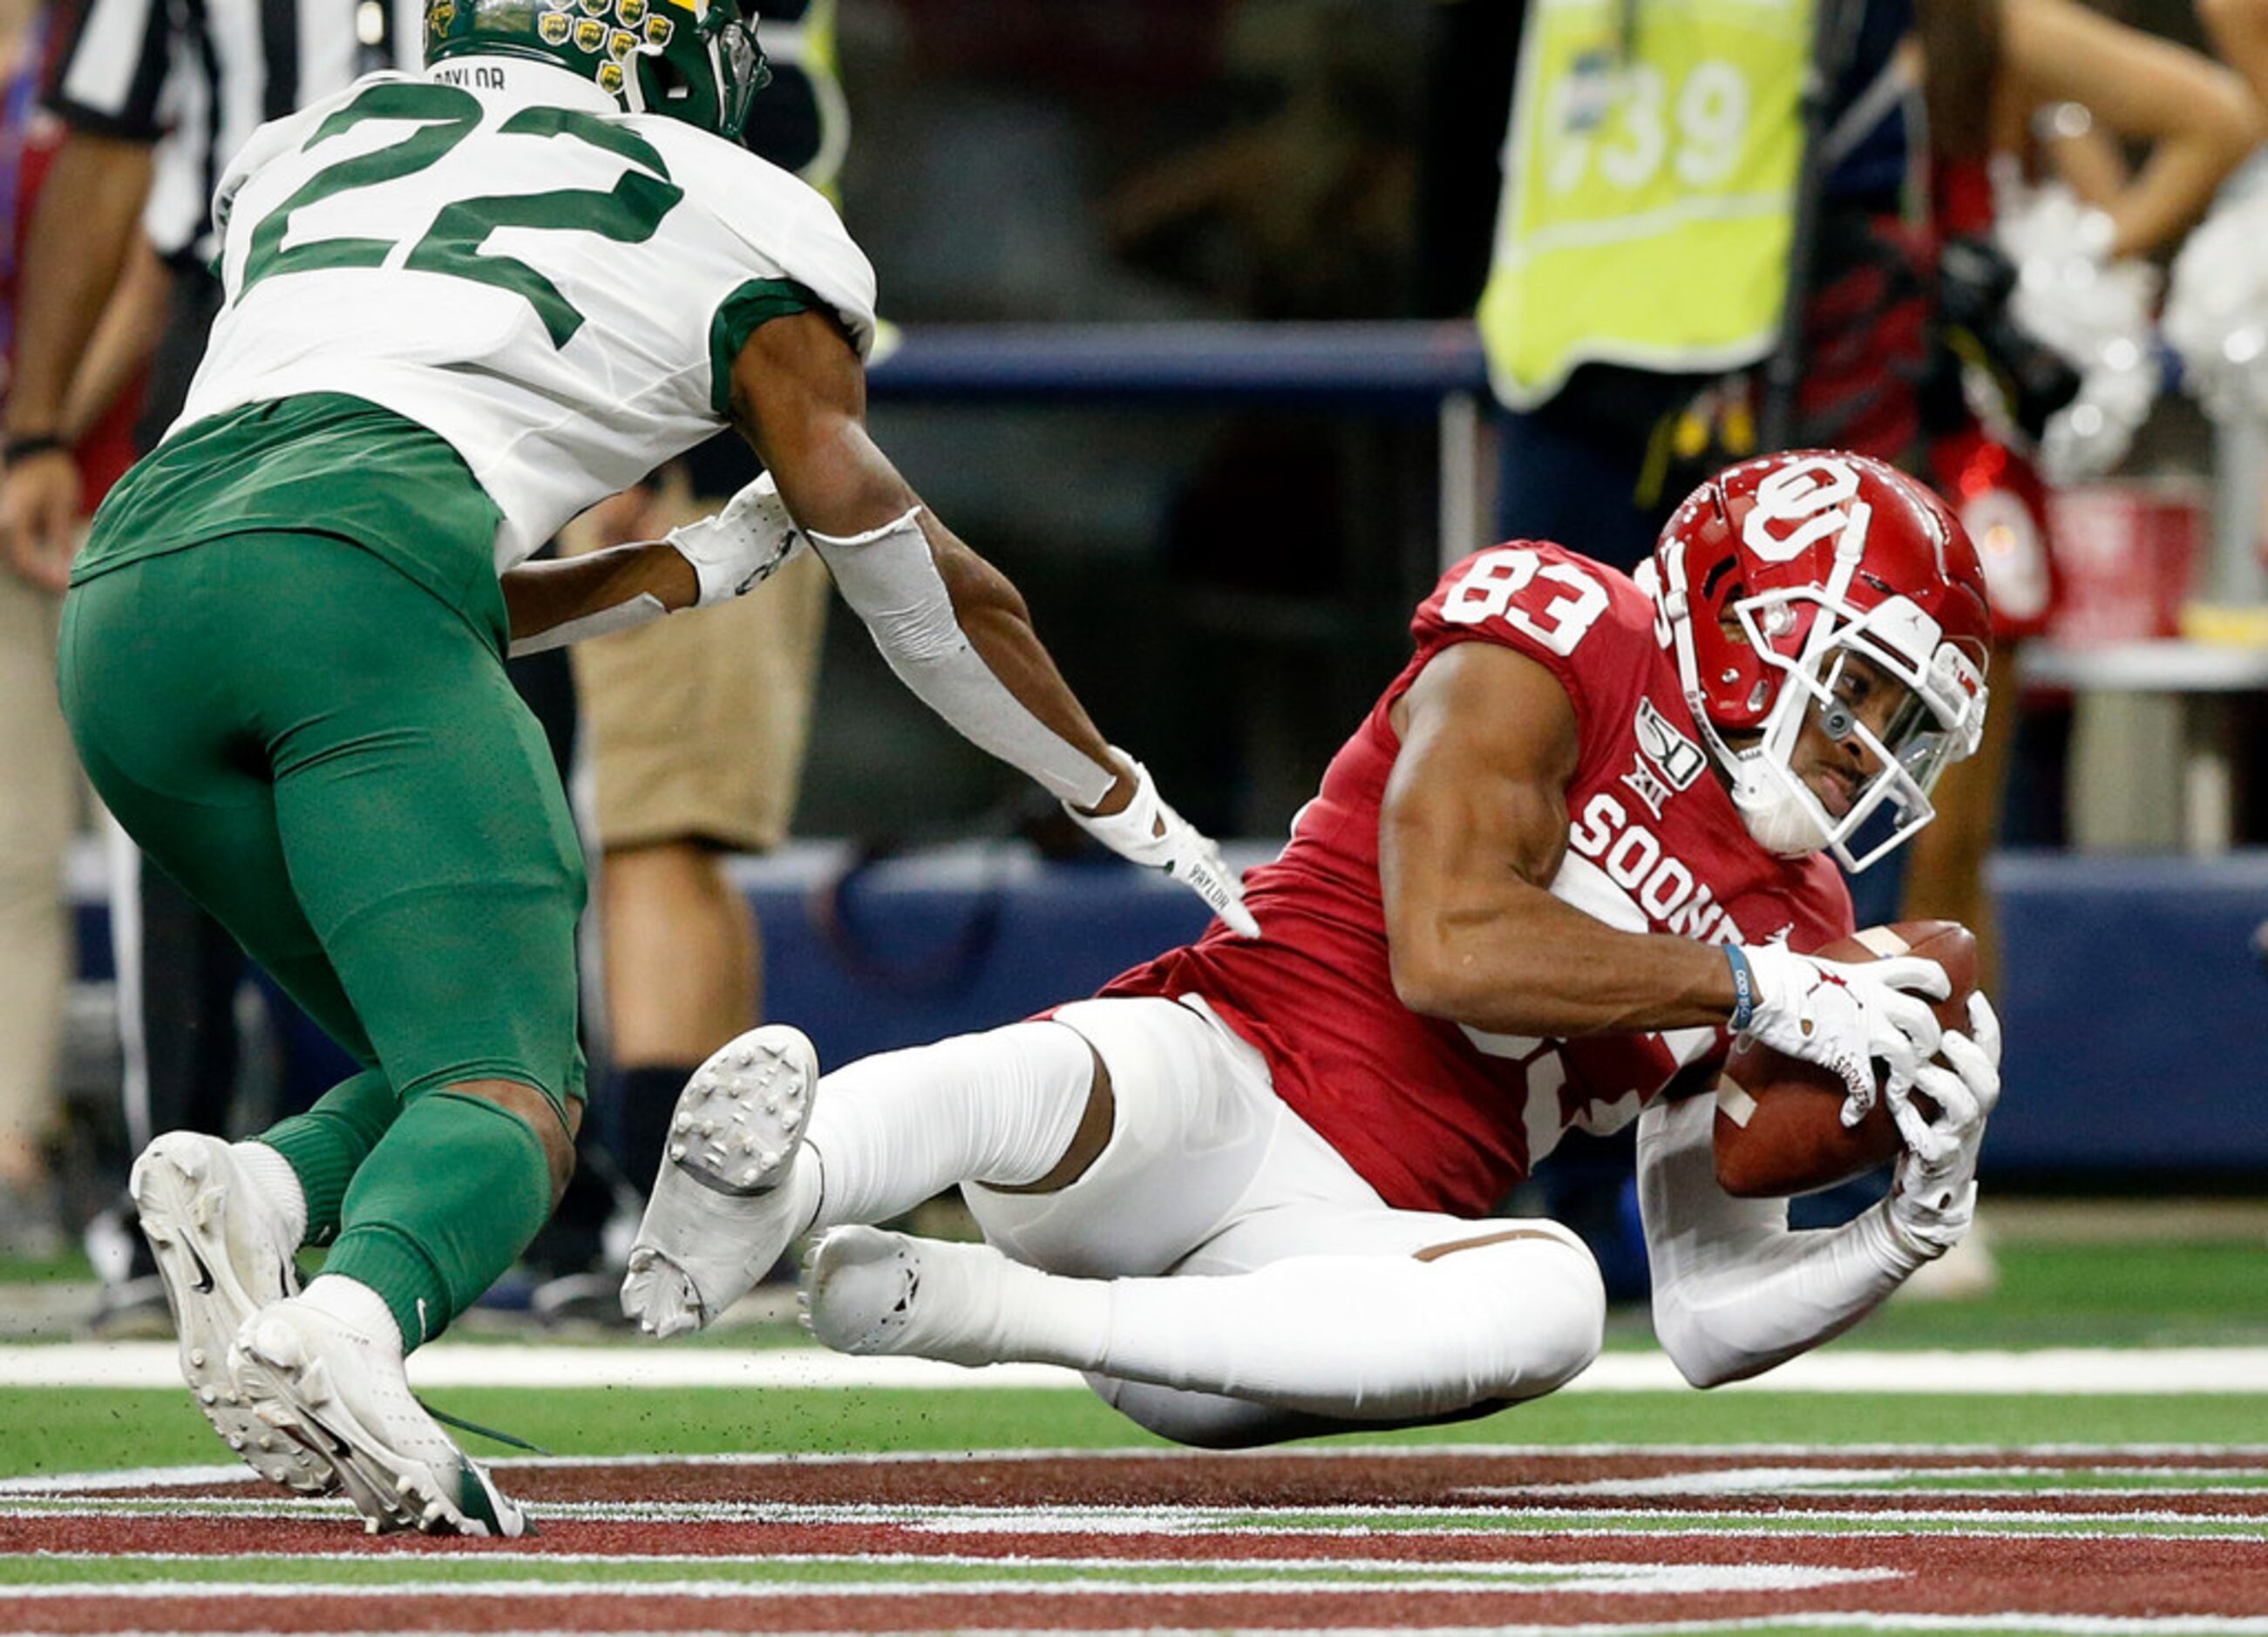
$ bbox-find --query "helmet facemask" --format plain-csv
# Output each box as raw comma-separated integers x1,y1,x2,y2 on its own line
625,0,769,139
1681,503,1991,872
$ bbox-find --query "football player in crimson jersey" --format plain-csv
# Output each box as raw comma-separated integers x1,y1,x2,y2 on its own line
628,450,2008,1444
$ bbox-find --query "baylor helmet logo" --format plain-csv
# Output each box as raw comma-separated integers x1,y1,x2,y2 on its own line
616,0,647,24
642,15,672,46
572,16,606,51
607,26,636,58
597,59,626,92
537,11,571,44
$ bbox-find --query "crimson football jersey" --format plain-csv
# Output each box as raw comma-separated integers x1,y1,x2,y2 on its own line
1103,543,1855,1218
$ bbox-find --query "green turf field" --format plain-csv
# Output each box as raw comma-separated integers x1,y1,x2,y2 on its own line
2,1226,2264,1481
6,1385,2268,1481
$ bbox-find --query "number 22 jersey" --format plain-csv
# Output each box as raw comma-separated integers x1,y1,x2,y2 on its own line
1102,543,1855,1219
169,57,879,570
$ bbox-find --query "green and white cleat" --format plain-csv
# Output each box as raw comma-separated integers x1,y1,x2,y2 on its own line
228,1295,528,1537
130,1132,333,1497
621,1024,820,1340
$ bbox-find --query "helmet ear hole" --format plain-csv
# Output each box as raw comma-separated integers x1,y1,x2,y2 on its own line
648,52,691,103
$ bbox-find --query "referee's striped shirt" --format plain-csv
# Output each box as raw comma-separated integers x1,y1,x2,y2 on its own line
44,0,424,267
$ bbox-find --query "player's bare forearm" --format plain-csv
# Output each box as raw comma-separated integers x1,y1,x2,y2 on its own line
1381,642,1739,1037
5,133,152,439
502,540,697,645
1387,843,1740,1036
915,512,1125,812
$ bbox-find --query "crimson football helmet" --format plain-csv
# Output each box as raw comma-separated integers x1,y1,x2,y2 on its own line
1640,452,1993,873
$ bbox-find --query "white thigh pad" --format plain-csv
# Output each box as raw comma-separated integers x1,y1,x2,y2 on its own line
964,997,1276,1279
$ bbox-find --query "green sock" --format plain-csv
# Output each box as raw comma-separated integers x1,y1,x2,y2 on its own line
322,1090,556,1350
258,1070,397,1246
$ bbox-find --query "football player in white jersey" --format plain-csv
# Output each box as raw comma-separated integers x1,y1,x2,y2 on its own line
59,0,1253,1535
625,452,2005,1450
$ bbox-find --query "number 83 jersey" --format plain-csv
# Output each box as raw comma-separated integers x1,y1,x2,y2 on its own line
1102,541,1853,1219
178,59,879,569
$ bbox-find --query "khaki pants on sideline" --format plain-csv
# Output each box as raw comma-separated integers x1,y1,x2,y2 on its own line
568,532,829,854
0,570,73,1148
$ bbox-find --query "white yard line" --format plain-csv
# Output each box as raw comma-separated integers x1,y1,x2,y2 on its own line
0,1565,1902,1600
3,1343,2267,1394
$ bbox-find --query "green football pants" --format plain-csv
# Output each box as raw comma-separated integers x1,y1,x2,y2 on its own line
58,530,587,1113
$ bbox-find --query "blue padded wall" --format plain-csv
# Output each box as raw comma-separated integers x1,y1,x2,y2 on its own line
1986,852,2268,1175
71,845,2268,1177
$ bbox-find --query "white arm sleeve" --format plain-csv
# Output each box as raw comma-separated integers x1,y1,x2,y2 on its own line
1636,1094,1927,1389
505,593,668,659
811,507,1115,809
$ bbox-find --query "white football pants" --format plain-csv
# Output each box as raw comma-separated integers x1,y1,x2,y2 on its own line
807,995,1606,1447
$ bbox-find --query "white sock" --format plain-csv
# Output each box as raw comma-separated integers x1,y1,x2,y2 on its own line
806,1022,1093,1231
297,1274,404,1356
1065,1242,1604,1421
234,1142,308,1249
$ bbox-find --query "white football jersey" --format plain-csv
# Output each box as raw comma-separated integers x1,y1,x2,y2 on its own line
176,55,879,568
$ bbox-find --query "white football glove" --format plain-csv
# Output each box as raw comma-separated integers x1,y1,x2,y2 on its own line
1067,749,1260,939
1735,942,1949,1123
666,472,808,608
1887,993,2001,1260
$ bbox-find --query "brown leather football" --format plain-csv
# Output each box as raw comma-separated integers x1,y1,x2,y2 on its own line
1713,920,1978,1199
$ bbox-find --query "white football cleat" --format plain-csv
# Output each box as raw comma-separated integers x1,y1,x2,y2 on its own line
130,1132,333,1497
227,1296,528,1537
803,1225,1009,1369
621,1024,820,1339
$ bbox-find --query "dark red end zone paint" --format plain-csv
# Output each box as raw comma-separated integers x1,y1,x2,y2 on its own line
3,1450,2265,1631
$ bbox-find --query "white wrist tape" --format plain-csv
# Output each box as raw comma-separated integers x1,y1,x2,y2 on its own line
811,507,1114,808
506,593,668,658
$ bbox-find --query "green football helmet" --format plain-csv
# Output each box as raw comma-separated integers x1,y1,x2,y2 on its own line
427,0,771,139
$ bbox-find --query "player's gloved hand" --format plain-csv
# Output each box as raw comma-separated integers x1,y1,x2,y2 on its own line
1067,749,1260,938
665,472,807,608
1731,942,1949,1123
1887,994,2001,1260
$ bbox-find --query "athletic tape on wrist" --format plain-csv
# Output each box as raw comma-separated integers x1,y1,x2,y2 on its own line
811,507,1114,807
1724,945,1757,1032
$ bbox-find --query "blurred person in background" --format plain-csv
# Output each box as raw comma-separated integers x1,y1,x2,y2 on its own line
1903,0,2258,998
0,0,424,1325
0,0,161,1257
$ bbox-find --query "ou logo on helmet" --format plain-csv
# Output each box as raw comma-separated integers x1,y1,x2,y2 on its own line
1740,455,1861,564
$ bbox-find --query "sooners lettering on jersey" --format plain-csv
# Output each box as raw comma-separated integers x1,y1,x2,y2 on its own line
1103,543,1853,1218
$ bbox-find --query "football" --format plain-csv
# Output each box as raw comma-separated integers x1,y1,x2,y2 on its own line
1712,920,1979,1199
